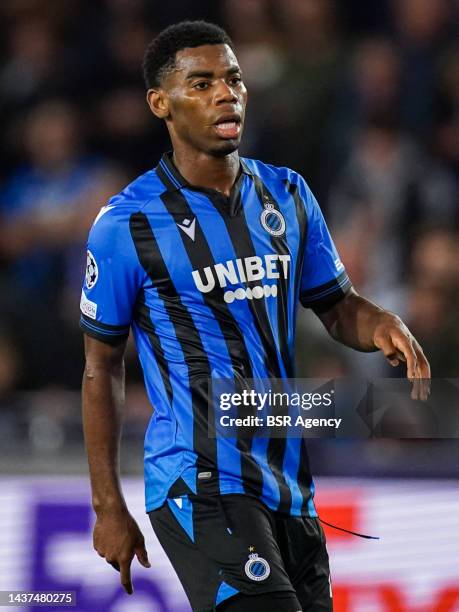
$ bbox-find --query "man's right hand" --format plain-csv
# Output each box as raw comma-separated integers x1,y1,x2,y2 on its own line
93,508,151,594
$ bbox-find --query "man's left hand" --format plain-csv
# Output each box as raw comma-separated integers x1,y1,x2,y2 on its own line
373,313,431,400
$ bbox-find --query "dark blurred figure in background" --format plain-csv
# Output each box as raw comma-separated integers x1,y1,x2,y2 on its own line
0,99,125,387
405,228,459,376
244,0,345,197
393,0,454,138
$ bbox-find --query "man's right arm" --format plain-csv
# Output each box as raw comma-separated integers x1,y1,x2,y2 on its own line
82,334,150,595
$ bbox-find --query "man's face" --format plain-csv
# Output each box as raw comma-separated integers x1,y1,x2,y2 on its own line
159,44,247,157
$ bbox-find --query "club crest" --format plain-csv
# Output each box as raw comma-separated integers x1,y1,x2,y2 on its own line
260,197,286,237
244,553,270,581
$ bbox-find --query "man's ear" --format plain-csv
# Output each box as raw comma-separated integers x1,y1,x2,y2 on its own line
146,88,170,119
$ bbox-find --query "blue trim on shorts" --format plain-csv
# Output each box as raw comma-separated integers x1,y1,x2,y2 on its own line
216,581,240,607
166,496,194,542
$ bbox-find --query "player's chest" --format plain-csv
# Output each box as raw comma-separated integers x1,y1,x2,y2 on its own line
143,189,302,303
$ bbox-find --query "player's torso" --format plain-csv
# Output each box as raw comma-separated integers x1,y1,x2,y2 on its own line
132,170,305,379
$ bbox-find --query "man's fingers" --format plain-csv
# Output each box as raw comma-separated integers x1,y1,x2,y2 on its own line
135,543,151,568
375,336,404,368
410,378,421,401
376,331,426,400
107,559,120,572
120,559,133,595
413,341,431,379
375,323,431,401
392,333,418,379
413,343,431,401
388,350,406,368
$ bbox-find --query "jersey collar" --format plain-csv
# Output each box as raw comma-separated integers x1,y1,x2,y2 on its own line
156,151,253,193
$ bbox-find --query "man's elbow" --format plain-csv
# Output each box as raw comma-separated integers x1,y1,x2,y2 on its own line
83,334,126,377
83,355,125,379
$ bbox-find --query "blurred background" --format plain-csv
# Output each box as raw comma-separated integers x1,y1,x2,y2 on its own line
0,0,458,610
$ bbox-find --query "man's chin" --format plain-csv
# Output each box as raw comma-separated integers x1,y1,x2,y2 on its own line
209,138,240,157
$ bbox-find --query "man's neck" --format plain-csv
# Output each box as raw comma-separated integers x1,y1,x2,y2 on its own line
172,148,240,197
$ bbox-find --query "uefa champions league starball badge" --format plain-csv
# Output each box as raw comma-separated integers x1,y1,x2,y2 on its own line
85,250,98,289
260,194,286,237
244,552,271,581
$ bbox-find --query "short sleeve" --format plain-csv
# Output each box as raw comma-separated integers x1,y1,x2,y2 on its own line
297,176,352,312
79,206,144,344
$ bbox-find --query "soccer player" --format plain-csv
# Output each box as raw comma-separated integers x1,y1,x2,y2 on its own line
80,21,430,612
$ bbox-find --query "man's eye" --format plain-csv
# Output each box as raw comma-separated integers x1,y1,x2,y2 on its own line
194,82,209,90
230,77,242,86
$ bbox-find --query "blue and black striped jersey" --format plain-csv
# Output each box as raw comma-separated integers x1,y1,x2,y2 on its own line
80,152,352,516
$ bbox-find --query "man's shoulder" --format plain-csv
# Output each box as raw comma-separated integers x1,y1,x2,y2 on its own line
108,167,166,212
89,167,166,232
242,157,304,185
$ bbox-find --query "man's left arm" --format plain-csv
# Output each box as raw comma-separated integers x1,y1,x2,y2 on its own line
316,287,431,399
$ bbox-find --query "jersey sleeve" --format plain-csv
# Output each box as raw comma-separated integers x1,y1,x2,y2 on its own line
296,175,352,312
79,206,144,344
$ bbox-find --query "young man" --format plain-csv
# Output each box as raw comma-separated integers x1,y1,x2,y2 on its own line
80,21,430,612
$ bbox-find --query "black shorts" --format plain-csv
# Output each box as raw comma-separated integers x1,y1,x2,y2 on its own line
149,493,332,612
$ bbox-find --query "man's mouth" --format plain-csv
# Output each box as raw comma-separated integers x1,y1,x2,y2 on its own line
213,116,242,139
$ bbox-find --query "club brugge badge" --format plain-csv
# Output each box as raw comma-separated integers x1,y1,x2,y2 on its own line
260,196,286,237
244,553,271,581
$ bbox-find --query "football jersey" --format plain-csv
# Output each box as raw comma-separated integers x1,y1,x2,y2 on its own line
80,152,352,516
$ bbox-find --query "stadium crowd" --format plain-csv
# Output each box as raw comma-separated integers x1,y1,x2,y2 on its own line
0,0,458,472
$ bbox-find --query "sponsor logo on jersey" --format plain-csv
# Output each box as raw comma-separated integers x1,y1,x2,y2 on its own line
177,217,196,241
192,254,290,303
85,250,98,289
80,290,97,319
260,197,286,237
244,553,270,581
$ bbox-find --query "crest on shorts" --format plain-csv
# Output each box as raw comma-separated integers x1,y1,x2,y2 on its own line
260,195,286,237
244,552,270,581
85,250,98,290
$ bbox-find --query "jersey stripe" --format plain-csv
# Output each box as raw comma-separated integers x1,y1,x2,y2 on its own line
129,211,217,495
251,173,293,377
241,169,306,513
283,179,311,515
159,188,265,499
182,188,283,505
300,270,351,309
212,182,293,513
285,180,308,306
240,175,297,514
298,437,316,515
218,190,283,379
135,295,173,407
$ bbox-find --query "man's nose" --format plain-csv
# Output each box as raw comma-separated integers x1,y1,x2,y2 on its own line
214,80,238,104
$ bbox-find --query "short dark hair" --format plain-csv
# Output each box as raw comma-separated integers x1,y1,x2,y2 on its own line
142,20,234,89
